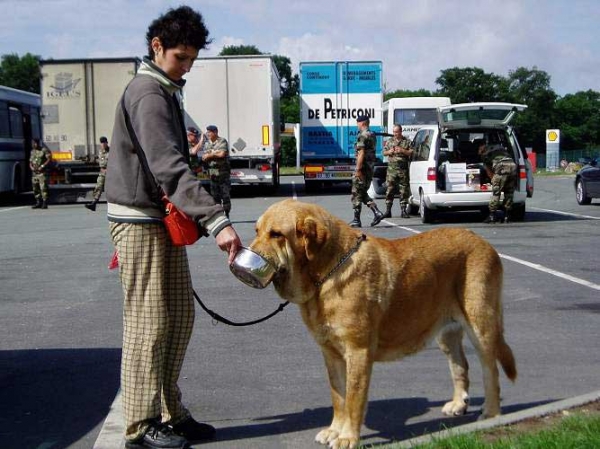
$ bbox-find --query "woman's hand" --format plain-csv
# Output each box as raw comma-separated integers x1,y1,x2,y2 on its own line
215,225,242,264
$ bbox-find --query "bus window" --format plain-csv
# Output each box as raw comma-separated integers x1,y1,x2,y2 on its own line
9,107,23,138
393,108,438,126
31,108,42,139
0,101,9,138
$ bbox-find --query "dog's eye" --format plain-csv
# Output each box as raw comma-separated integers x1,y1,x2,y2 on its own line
269,230,283,238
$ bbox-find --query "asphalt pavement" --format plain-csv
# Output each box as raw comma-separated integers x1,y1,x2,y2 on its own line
1,175,598,449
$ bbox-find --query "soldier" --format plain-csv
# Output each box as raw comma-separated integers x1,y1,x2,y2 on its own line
349,115,384,227
476,139,518,223
201,125,231,218
186,126,206,173
29,138,52,209
382,124,413,218
85,136,110,211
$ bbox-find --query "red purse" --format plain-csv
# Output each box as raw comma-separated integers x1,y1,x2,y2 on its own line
162,196,200,246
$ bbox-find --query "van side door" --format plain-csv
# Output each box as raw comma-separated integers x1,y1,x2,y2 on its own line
410,127,437,199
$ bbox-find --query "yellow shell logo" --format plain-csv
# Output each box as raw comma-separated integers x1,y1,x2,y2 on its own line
548,131,558,142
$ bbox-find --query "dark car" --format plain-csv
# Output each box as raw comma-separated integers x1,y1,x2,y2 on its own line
575,158,600,205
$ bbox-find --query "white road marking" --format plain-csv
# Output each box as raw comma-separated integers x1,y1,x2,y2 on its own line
384,220,600,292
529,206,600,220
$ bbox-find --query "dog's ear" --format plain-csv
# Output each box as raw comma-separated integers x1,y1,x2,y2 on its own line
299,216,328,261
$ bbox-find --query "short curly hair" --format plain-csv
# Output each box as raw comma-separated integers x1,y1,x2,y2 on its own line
146,5,212,59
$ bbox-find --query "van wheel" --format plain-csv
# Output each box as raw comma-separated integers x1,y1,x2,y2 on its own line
512,203,526,221
419,193,435,224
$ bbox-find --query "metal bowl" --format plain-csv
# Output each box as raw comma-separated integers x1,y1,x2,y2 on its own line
229,247,277,289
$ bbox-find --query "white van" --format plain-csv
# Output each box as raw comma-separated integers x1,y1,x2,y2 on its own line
408,102,529,223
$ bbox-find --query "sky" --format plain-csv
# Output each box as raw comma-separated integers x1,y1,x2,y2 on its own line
1,0,598,96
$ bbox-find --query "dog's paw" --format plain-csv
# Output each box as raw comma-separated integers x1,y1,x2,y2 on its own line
442,397,469,416
315,428,338,445
328,436,359,449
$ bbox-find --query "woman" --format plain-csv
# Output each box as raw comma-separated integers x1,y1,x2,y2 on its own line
106,6,242,449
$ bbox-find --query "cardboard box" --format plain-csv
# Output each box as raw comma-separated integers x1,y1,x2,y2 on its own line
466,168,481,190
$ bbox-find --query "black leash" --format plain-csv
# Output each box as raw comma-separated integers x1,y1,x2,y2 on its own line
193,289,289,326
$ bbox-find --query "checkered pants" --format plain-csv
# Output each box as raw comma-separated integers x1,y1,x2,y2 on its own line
109,222,194,441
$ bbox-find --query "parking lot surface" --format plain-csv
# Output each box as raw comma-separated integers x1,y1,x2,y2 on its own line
1,175,598,449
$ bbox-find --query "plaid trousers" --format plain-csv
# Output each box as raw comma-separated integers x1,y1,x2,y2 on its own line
109,222,194,441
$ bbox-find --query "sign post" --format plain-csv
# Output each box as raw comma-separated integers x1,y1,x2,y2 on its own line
546,129,560,172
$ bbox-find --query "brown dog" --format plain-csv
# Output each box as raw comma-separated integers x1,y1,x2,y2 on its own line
249,199,517,449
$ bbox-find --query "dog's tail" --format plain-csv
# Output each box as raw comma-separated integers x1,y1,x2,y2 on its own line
497,337,517,382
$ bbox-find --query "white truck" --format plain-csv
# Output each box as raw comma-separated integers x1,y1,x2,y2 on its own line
39,57,140,201
183,55,282,190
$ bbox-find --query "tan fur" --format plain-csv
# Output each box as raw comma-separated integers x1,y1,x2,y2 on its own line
250,199,517,449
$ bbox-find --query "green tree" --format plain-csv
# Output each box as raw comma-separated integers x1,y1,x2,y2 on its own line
384,88,433,101
554,90,600,150
435,67,509,103
0,53,41,93
506,66,557,152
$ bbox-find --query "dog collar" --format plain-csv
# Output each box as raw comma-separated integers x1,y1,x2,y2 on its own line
314,233,366,288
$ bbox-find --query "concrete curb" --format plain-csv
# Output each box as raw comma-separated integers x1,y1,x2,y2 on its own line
93,390,125,449
395,390,600,448
94,390,600,448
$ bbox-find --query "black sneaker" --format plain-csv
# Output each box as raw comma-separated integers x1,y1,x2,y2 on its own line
125,421,189,449
171,417,216,443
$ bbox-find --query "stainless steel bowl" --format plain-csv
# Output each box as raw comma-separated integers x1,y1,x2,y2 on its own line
229,247,277,289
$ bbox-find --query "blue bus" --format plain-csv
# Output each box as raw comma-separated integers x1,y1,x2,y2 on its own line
0,86,42,194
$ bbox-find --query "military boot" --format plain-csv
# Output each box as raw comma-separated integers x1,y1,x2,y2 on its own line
483,211,497,224
382,203,392,219
503,210,511,224
85,199,98,212
400,204,410,218
41,200,48,209
349,209,362,228
368,203,384,227
31,199,42,209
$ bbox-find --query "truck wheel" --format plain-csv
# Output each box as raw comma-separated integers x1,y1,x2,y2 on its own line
305,180,321,193
419,192,435,224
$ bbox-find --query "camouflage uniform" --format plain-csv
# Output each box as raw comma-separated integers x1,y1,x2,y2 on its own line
204,136,231,216
30,145,52,204
482,148,517,215
92,145,109,200
351,128,377,209
384,136,412,209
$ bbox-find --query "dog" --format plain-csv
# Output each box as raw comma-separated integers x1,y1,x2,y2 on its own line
249,199,517,449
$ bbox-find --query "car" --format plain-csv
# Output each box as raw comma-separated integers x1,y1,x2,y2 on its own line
575,158,600,205
408,102,530,223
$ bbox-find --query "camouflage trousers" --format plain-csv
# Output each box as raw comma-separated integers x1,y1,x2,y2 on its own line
489,161,517,213
209,174,231,215
31,172,49,201
351,167,374,210
385,166,410,206
92,172,106,200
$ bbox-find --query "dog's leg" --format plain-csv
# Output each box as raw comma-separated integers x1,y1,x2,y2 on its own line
436,323,470,416
315,347,347,446
463,322,502,419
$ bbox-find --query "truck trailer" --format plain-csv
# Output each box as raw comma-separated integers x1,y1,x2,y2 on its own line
299,61,384,191
39,57,140,201
182,55,282,190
